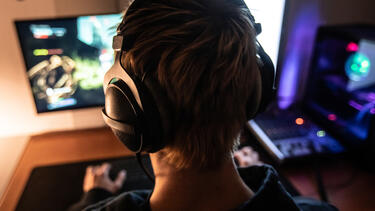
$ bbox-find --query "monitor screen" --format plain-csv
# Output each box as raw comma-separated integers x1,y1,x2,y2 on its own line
15,13,122,113
305,30,375,143
244,0,286,68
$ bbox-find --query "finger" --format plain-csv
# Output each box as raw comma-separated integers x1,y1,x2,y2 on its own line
86,166,93,173
233,151,241,159
114,170,127,188
92,165,101,174
84,166,93,180
101,163,111,176
96,163,109,175
242,146,253,156
242,160,251,167
247,146,254,151
234,155,247,167
233,153,244,163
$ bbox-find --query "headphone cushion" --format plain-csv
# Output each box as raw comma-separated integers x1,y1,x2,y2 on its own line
258,46,276,113
246,44,276,120
112,129,140,152
104,80,142,152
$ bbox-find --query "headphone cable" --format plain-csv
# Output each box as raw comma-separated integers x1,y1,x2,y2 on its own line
309,142,328,202
136,152,155,183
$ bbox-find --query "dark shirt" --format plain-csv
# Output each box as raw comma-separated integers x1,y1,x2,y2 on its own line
69,165,338,211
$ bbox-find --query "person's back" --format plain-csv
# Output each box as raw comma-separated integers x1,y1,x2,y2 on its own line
69,0,338,210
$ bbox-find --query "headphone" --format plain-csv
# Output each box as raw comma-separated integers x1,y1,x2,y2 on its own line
102,0,276,154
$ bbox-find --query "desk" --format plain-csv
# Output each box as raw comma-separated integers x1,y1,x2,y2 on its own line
0,127,132,211
1,127,374,211
281,159,375,211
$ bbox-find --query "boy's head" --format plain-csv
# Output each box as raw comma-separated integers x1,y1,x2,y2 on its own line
110,0,261,169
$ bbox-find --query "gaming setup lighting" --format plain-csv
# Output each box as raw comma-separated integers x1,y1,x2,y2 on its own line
303,26,375,144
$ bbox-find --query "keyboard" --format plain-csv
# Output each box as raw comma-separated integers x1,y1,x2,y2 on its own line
249,111,345,162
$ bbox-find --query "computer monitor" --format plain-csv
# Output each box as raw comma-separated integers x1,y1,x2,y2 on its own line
304,25,375,145
15,13,122,113
244,0,287,69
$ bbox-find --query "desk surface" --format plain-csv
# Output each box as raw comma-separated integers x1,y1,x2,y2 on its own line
0,127,132,211
1,127,374,211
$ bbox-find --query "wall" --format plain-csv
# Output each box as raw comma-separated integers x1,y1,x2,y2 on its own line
0,0,120,138
0,136,28,199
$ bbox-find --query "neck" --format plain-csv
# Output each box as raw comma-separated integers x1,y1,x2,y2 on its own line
149,152,253,211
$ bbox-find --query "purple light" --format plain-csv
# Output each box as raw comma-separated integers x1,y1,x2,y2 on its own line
346,42,358,52
277,3,321,109
367,93,375,102
371,108,375,115
278,51,299,109
348,100,363,111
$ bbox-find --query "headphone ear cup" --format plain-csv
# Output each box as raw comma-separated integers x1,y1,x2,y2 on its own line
246,67,262,120
103,80,143,152
246,42,276,120
257,45,276,113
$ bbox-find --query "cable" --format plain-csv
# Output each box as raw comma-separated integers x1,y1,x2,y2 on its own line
307,141,329,202
314,159,328,202
309,141,329,202
136,152,155,183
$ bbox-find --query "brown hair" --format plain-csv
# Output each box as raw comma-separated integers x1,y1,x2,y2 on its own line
118,0,260,169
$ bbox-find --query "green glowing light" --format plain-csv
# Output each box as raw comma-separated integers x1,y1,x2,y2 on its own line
345,53,371,81
33,49,48,56
351,64,359,71
317,130,326,138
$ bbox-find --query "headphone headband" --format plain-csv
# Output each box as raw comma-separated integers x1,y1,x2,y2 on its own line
103,36,144,110
112,35,125,52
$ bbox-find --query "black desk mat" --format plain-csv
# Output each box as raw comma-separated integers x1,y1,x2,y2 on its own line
15,155,154,211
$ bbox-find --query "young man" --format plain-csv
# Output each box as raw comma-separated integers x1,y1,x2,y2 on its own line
69,0,337,210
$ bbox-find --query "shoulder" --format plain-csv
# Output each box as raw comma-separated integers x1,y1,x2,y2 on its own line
236,165,300,211
237,164,284,190
83,189,152,211
236,165,338,211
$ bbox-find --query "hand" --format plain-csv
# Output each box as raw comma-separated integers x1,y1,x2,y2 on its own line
234,146,263,168
83,163,126,194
